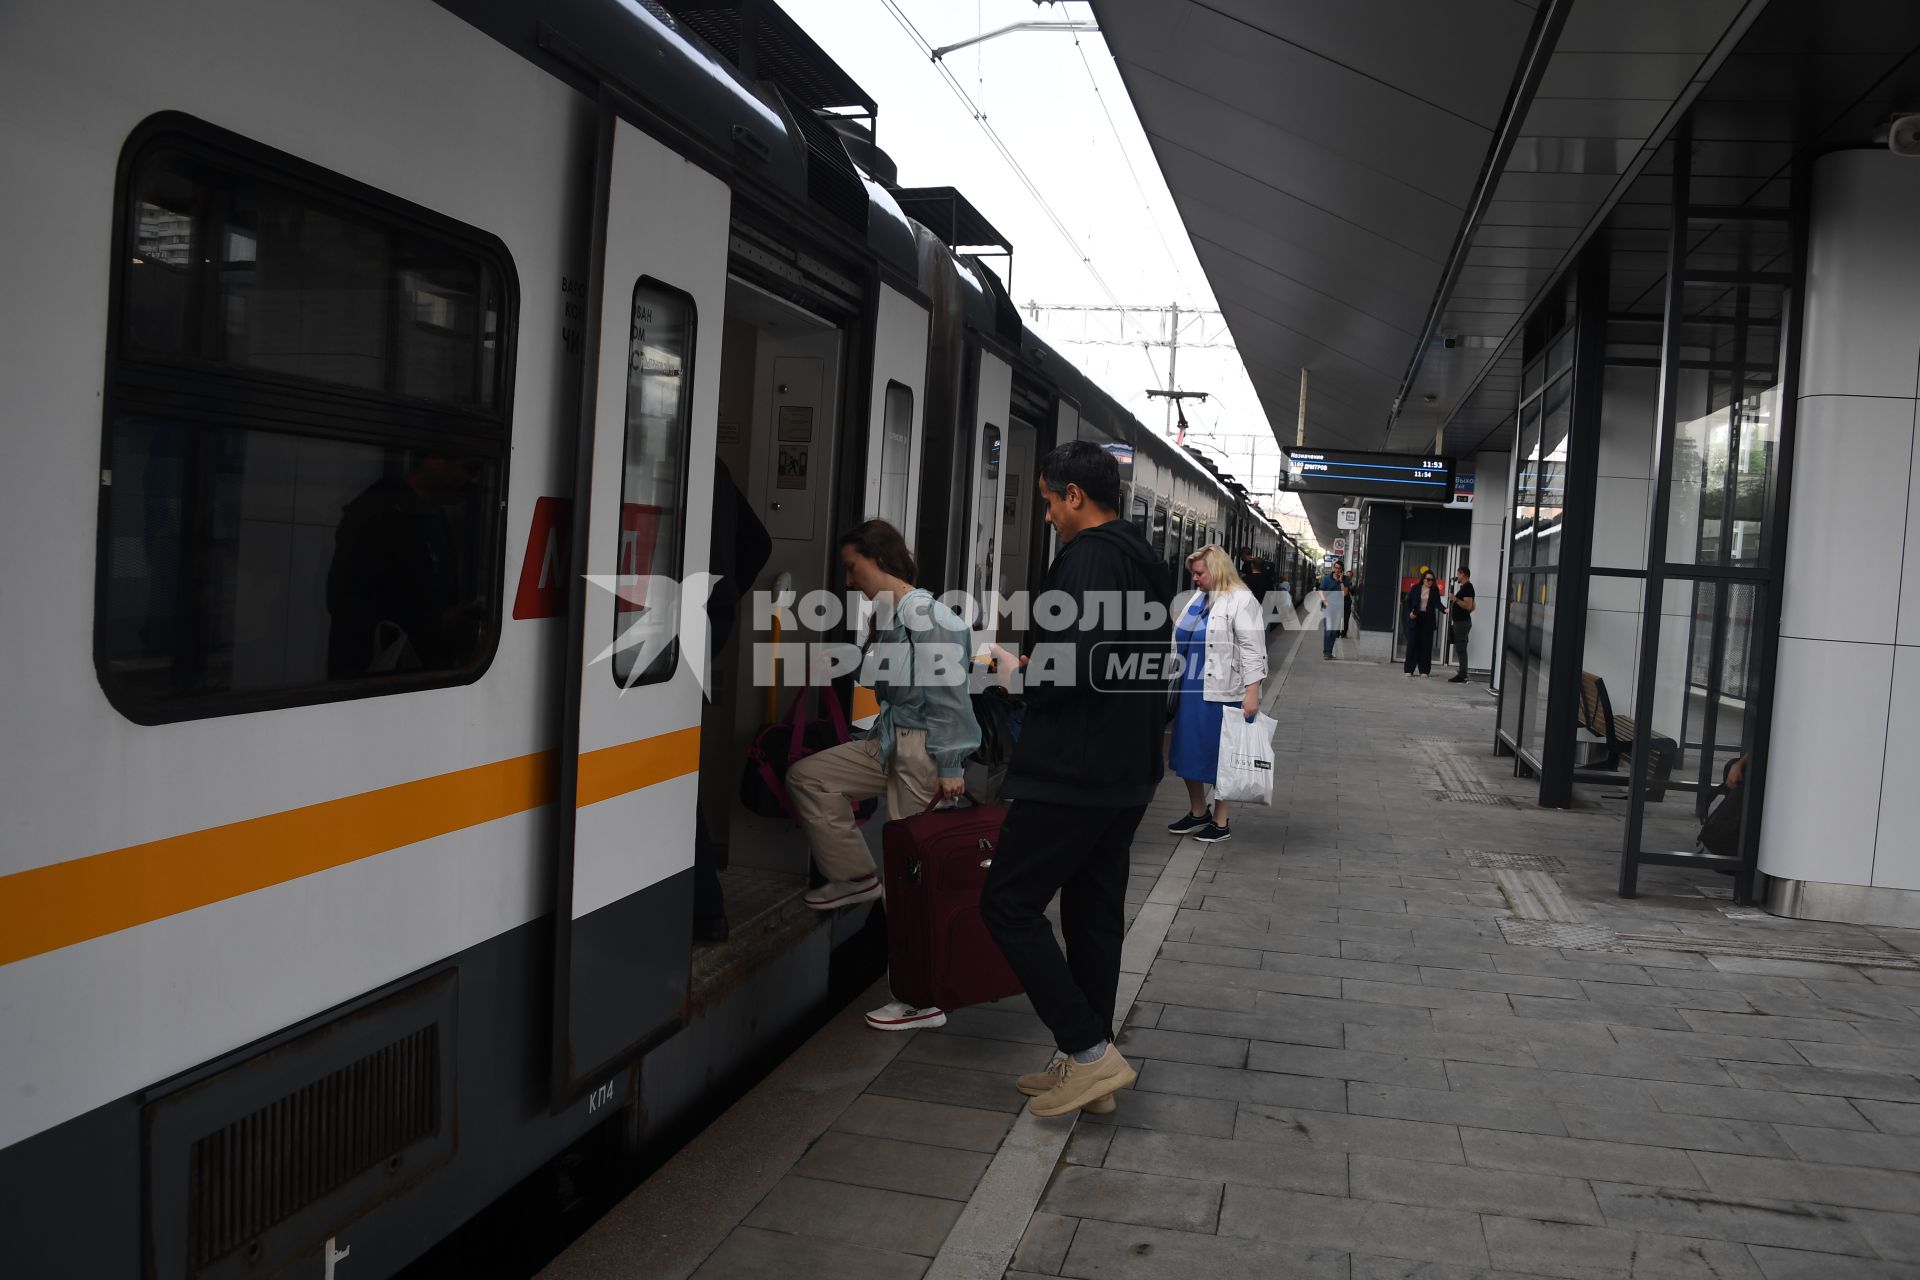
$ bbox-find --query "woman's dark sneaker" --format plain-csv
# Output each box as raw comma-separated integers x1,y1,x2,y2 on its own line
1195,822,1232,843
1167,811,1210,835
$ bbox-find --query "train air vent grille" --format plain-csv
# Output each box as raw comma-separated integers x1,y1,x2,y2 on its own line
778,88,868,231
145,971,456,1280
185,1027,440,1271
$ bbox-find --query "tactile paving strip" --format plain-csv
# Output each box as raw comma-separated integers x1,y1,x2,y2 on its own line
1438,790,1512,806
1464,850,1566,872
1616,932,1920,969
1496,919,1628,952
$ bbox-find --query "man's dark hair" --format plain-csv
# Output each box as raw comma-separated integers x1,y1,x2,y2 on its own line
1457,566,1471,578
1038,439,1121,512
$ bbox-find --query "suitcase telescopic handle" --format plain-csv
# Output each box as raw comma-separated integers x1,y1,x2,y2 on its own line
920,792,983,815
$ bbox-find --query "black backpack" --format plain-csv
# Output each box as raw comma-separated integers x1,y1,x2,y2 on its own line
1697,756,1749,859
1699,790,1744,858
968,686,1023,769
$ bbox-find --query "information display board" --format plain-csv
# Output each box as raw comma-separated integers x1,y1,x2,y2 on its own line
1286,448,1454,502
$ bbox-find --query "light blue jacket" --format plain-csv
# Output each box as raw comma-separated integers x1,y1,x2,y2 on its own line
865,588,981,778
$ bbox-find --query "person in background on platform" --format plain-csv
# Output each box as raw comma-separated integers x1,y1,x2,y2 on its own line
692,460,773,944
1446,565,1476,683
787,521,977,896
1243,554,1270,603
982,440,1171,1118
1167,545,1268,844
1403,567,1447,677
1318,560,1349,659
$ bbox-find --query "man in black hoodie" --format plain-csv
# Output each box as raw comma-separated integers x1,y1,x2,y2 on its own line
983,440,1172,1117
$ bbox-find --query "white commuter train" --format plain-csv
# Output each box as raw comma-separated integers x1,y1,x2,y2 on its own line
0,1,1296,1275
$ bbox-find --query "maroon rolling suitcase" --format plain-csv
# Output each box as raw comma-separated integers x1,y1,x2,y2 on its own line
882,797,1023,1011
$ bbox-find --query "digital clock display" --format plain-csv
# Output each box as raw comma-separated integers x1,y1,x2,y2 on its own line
1285,448,1456,502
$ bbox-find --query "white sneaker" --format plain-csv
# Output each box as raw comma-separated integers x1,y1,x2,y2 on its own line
804,876,882,910
865,1001,947,1031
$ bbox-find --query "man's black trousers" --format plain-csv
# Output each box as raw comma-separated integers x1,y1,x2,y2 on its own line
981,799,1148,1055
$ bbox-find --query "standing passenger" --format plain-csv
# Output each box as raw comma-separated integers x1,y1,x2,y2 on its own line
982,441,1171,1116
1167,546,1267,843
1318,561,1348,659
1446,566,1476,683
1402,568,1446,677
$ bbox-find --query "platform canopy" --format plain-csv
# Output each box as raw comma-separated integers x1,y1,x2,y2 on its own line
1089,0,1759,546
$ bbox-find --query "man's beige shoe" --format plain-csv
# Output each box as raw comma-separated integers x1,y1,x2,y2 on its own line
1027,1045,1135,1118
1016,1057,1116,1115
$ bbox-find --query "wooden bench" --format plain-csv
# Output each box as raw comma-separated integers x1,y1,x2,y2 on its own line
1577,672,1675,801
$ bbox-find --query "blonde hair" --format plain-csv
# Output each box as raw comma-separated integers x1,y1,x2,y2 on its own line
1186,544,1249,597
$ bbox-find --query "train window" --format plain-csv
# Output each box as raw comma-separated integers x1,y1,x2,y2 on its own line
609,281,696,688
1152,505,1168,555
98,119,516,722
124,141,504,411
878,382,913,530
1130,496,1149,534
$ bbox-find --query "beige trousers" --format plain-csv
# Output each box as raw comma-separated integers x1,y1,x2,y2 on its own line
787,729,939,882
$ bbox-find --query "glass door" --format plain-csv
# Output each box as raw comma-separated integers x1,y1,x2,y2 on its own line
1393,541,1448,664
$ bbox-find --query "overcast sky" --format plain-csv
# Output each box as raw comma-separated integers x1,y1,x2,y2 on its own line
781,0,1305,528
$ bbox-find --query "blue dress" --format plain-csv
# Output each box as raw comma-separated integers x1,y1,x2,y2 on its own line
1168,599,1224,783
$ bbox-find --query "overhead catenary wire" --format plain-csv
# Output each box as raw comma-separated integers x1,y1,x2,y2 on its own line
876,0,1160,385
1068,19,1197,312
877,0,1294,502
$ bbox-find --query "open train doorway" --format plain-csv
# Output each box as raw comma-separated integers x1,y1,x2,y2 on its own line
697,275,849,883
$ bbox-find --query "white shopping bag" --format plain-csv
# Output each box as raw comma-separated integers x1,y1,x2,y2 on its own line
1215,711,1276,805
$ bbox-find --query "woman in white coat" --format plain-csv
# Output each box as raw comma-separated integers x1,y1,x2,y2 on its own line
1166,545,1269,842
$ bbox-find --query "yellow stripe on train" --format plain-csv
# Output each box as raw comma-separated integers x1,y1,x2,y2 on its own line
0,727,700,966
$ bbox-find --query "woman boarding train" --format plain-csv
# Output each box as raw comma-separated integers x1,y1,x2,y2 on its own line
1166,545,1268,843
784,519,980,1031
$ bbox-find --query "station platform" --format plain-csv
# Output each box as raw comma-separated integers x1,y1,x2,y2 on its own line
543,626,1920,1280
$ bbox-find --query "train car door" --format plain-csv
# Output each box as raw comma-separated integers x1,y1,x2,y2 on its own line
966,352,1012,651
831,279,927,682
999,416,1037,603
551,95,730,1101
864,284,930,535
1046,398,1078,565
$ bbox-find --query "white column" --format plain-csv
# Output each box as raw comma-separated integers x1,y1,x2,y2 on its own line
1760,150,1920,928
1467,451,1509,672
